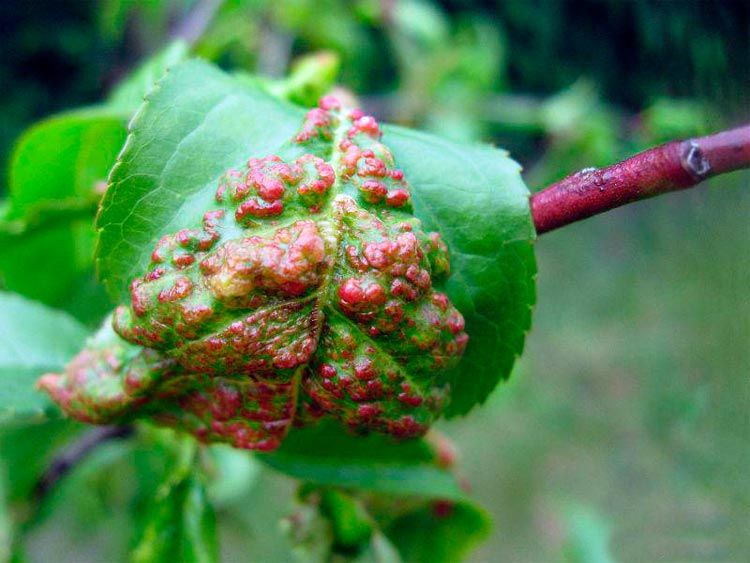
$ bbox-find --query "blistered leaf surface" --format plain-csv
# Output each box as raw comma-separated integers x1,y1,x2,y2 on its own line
43,60,535,449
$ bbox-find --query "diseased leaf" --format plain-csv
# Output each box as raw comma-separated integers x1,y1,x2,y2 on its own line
382,128,536,415
385,500,491,563
95,59,535,421
261,422,464,499
97,61,303,298
0,292,89,421
88,61,468,447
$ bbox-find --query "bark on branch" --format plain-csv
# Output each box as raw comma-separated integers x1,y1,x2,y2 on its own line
531,124,750,235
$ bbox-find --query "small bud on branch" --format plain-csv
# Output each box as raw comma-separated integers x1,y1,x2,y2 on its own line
531,124,750,234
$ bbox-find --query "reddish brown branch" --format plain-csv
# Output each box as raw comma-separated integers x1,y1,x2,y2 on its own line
531,124,750,235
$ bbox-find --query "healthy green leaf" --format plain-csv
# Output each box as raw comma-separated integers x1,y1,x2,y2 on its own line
7,107,128,218
261,422,464,499
265,51,341,107
1,108,127,304
107,40,190,112
319,488,374,548
0,292,89,421
0,227,81,306
284,486,404,563
385,500,491,563
285,484,489,562
96,59,535,416
132,438,218,563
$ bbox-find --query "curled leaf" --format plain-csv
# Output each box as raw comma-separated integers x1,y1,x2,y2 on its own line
41,97,468,450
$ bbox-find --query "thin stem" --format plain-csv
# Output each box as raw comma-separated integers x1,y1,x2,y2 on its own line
531,123,750,235
34,425,134,501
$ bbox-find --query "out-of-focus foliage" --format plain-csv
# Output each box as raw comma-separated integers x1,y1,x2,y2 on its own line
0,470,11,563
0,292,88,421
284,486,491,562
3,0,747,182
0,40,187,323
0,0,748,561
0,109,126,307
131,435,218,563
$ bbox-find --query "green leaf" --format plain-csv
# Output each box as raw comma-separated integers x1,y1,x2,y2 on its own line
0,292,89,421
2,108,128,304
562,505,616,563
319,488,374,548
265,51,341,107
0,227,80,306
2,40,188,308
382,128,536,415
0,468,11,563
132,438,218,563
97,60,303,299
261,422,464,499
107,40,190,112
285,485,489,563
7,108,128,219
96,59,535,416
284,486,404,563
385,500,491,563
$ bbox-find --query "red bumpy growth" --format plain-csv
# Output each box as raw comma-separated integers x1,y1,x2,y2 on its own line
39,96,469,451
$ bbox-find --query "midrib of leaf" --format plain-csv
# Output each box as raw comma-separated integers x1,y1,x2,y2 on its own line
302,103,356,361
305,109,430,397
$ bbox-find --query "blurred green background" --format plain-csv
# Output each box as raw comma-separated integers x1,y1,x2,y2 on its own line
1,0,748,561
